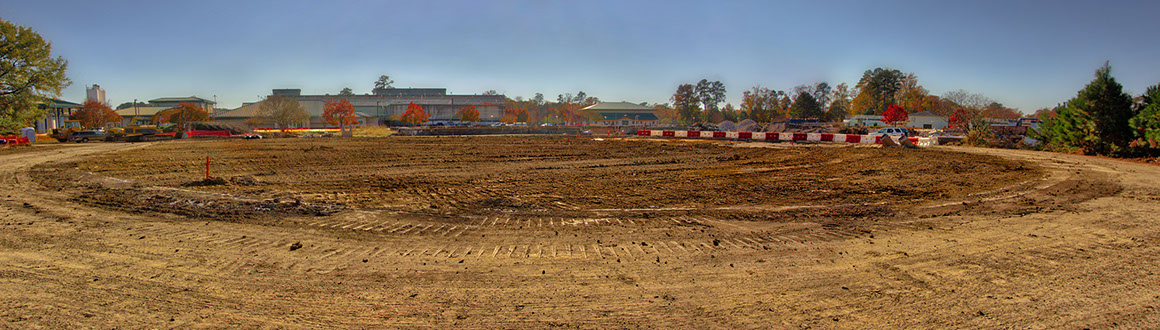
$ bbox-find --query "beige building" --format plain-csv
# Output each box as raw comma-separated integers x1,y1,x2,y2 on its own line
114,96,216,126
580,102,660,126
218,88,506,128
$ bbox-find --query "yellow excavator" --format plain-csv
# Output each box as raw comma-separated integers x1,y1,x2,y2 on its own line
49,120,83,142
106,109,183,142
106,125,174,142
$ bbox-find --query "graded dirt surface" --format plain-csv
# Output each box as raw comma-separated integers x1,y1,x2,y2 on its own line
2,136,1158,328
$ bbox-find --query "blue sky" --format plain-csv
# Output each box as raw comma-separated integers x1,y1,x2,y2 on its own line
4,0,1159,113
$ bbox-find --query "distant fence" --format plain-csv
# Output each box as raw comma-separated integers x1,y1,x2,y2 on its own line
636,130,936,147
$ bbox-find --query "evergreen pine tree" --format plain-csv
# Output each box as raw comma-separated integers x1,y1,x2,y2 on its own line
1046,63,1134,155
789,92,821,119
1129,84,1160,150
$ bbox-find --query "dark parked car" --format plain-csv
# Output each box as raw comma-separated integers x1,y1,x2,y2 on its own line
69,130,106,143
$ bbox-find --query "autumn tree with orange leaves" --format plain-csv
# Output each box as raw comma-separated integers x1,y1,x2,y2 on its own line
517,108,529,122
499,108,519,123
400,102,429,125
71,100,121,128
323,98,358,134
456,105,480,122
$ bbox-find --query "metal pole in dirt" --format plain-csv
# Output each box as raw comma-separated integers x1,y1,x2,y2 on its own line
205,155,210,180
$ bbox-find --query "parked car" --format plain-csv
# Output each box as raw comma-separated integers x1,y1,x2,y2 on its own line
240,133,264,140
68,130,106,143
868,127,910,137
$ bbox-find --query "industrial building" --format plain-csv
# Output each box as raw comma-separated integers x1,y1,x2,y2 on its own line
216,88,506,128
86,84,106,104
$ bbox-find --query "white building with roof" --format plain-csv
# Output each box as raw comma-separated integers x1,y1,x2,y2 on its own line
579,102,660,126
908,111,949,129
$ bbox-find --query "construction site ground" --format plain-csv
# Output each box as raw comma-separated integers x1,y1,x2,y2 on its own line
1,136,1157,328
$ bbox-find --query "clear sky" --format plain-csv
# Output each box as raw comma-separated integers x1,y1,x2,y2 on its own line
4,0,1159,113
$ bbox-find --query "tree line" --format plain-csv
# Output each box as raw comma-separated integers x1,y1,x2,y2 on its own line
1032,62,1160,156
656,69,1023,126
500,91,602,124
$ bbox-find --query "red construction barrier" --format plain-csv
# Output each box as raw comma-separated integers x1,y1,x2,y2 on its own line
1,135,31,146
634,129,931,148
186,130,232,137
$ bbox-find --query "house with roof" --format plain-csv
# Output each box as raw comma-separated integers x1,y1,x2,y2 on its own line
908,111,949,129
34,98,81,133
146,96,215,109
579,102,660,126
114,96,216,126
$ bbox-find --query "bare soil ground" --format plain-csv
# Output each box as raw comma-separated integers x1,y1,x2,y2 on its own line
1,136,1157,328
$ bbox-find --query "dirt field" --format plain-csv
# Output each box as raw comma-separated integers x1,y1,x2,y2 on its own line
2,136,1159,327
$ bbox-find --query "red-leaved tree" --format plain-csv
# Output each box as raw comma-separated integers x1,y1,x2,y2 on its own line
882,104,909,126
323,98,358,133
401,102,429,125
948,108,970,128
71,100,121,128
456,105,480,122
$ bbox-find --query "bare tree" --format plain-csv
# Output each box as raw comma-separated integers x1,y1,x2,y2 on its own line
258,95,310,128
943,89,993,119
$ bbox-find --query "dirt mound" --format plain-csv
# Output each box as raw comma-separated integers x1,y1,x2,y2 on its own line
181,177,228,187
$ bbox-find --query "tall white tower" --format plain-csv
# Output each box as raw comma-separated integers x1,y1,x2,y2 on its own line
86,84,106,104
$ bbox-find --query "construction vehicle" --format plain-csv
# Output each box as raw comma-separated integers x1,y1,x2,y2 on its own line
105,125,174,142
50,120,83,142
